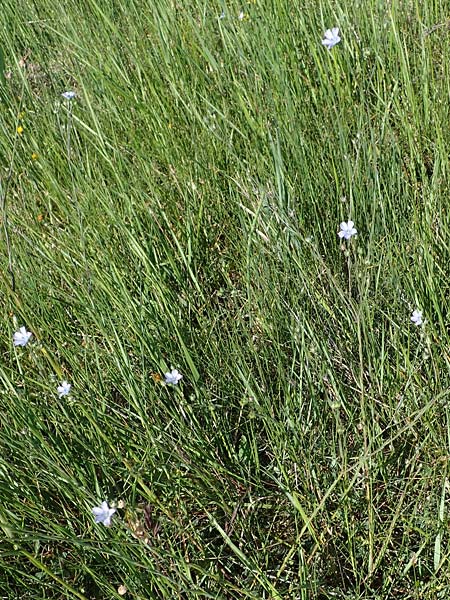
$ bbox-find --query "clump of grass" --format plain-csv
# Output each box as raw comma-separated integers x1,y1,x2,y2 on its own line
1,1,450,598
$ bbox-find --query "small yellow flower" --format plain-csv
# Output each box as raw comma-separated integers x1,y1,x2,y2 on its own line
31,152,39,160
17,125,24,135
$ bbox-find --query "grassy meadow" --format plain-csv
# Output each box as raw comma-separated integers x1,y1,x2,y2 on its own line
1,0,450,598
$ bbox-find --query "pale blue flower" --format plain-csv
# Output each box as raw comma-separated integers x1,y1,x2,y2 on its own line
13,326,32,347
61,91,76,100
322,27,341,50
164,369,183,385
92,501,116,526
57,381,71,398
411,310,423,326
338,220,357,240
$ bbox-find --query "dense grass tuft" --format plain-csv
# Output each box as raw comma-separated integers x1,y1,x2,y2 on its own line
1,1,450,598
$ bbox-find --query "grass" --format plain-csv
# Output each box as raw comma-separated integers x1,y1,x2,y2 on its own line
1,0,450,598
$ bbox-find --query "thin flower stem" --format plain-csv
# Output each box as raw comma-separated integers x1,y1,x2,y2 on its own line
64,99,91,290
347,251,352,295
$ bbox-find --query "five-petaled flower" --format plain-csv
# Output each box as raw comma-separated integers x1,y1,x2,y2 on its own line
61,91,76,100
338,220,357,240
164,369,183,385
57,381,71,398
92,501,116,526
411,310,423,326
322,27,341,50
13,326,32,347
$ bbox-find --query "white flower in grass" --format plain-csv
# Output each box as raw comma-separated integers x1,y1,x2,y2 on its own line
13,326,32,347
238,11,244,20
57,381,71,398
61,91,76,100
92,501,116,526
322,27,341,50
164,369,183,385
338,220,357,240
411,309,423,326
